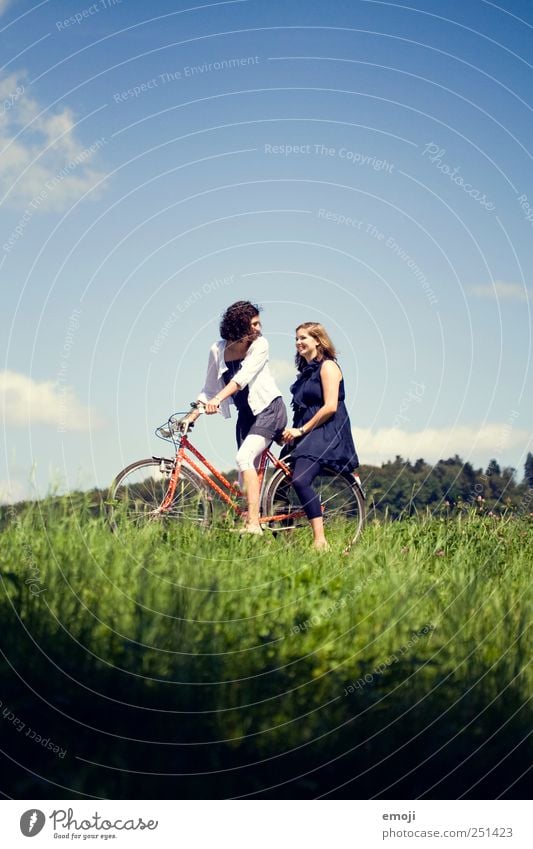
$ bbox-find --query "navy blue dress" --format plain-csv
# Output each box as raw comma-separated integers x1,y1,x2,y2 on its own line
289,359,359,472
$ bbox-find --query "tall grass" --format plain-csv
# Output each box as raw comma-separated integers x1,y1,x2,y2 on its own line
0,497,531,799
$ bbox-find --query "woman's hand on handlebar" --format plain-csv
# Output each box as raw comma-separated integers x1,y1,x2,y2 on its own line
205,396,221,415
180,404,203,431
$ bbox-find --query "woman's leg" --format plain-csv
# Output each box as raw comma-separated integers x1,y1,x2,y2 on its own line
236,433,271,530
292,458,329,548
308,517,328,549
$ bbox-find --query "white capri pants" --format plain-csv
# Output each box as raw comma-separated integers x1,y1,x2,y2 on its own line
235,433,271,472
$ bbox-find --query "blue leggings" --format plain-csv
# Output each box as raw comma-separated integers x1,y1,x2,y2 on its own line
291,457,323,520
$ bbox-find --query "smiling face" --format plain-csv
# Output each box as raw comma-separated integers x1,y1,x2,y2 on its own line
295,327,319,361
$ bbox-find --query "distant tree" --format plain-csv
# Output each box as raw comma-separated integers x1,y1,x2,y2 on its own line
486,459,501,476
501,467,516,484
462,461,476,482
525,452,533,488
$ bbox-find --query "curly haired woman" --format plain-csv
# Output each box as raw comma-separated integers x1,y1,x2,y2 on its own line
183,301,287,534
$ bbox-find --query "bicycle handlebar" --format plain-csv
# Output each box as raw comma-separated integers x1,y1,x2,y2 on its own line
156,402,207,440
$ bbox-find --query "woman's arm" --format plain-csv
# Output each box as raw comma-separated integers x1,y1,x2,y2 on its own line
193,345,222,418
232,337,269,389
206,338,269,413
205,379,240,413
198,346,220,402
282,360,341,441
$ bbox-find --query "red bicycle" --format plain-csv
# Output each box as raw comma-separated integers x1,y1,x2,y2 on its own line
108,404,366,550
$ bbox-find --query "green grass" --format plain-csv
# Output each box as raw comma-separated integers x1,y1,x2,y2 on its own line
0,499,531,799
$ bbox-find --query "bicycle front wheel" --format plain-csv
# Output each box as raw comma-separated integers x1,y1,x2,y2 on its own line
107,458,212,530
262,465,365,551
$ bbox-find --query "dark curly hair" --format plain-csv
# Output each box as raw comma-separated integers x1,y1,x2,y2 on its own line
219,301,261,342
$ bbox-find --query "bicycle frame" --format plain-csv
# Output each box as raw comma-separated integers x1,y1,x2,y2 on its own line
159,433,304,524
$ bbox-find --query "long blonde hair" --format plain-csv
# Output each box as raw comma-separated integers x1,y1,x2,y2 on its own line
295,322,337,371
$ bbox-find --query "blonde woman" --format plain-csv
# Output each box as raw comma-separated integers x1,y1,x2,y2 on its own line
282,322,359,549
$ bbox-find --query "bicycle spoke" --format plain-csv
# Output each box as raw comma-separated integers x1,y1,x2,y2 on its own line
263,465,365,548
108,460,211,530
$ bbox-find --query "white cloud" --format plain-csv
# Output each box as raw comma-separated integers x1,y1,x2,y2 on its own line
0,478,26,505
355,424,530,466
469,281,529,302
0,71,107,209
0,370,103,431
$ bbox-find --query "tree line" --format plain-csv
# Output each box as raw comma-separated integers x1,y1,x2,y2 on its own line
1,453,532,524
358,451,533,518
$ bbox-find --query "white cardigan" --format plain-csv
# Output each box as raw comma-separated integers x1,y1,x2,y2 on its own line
197,337,282,418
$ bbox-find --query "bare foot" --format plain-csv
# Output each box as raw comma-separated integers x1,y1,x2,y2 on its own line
240,524,264,536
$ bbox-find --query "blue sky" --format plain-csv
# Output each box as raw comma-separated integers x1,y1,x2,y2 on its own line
1,0,532,502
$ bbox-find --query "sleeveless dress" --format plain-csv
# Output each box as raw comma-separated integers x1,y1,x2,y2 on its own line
289,359,359,472
223,359,287,447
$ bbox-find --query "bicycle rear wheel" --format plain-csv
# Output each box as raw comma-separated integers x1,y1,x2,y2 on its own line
262,464,365,551
107,458,212,531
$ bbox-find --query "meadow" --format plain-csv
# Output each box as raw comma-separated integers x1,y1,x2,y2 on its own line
0,498,531,799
